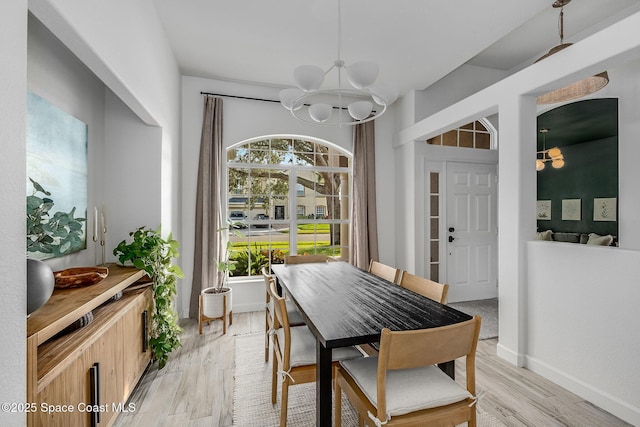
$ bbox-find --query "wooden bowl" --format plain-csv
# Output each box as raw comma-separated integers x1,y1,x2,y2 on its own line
54,267,109,289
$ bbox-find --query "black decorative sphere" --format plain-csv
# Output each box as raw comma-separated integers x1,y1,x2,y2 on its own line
27,259,55,315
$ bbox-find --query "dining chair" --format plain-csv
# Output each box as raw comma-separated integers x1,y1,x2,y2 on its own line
368,259,401,284
399,271,449,304
268,278,363,427
283,254,328,264
335,315,482,427
262,267,305,362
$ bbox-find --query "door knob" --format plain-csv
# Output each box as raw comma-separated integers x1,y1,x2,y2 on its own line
448,227,455,232
448,236,455,243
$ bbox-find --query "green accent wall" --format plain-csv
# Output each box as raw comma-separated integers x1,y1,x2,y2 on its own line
537,136,618,236
536,98,618,237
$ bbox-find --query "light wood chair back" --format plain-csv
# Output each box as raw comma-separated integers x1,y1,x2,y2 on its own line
262,267,275,362
368,260,401,284
335,316,482,427
268,279,362,426
267,279,315,426
284,254,328,264
399,271,449,304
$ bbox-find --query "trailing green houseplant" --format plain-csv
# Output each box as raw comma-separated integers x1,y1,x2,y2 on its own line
113,226,184,369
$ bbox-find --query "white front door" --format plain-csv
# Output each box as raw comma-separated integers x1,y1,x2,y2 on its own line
445,162,498,302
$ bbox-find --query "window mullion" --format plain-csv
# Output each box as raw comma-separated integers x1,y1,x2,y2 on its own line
289,167,298,255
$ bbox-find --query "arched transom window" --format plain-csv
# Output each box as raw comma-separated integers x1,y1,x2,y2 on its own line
226,136,352,277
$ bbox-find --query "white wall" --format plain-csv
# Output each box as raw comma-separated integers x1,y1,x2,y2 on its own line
29,0,182,254
104,89,163,259
373,102,398,267
527,242,640,423
0,1,27,425
415,63,509,122
616,58,640,250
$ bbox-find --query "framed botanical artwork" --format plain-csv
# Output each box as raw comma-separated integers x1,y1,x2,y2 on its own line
26,91,88,259
562,199,581,221
536,200,551,220
594,197,617,221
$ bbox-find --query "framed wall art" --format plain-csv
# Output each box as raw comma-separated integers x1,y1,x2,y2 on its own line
593,197,617,221
536,200,551,220
26,91,88,259
562,199,581,221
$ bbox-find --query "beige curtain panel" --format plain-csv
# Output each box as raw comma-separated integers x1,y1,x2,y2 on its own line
189,96,224,318
350,119,379,269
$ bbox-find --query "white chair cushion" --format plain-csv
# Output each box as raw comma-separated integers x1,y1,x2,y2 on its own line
286,304,306,326
275,326,362,368
340,357,472,417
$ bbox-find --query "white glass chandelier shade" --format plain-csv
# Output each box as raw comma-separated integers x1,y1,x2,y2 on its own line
308,103,333,123
371,82,399,106
346,61,379,89
347,101,373,120
279,88,305,111
293,65,325,92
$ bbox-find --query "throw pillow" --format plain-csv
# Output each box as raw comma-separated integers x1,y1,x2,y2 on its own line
586,233,613,246
537,230,553,241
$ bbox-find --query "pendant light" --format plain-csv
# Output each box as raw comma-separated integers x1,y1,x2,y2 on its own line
537,128,565,171
535,0,609,104
279,0,398,126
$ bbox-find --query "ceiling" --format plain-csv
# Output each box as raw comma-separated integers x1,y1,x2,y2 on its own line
153,0,640,98
537,98,618,149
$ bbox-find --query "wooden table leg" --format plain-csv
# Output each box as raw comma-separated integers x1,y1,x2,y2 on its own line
316,340,333,427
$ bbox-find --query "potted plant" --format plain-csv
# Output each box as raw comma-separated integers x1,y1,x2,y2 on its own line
199,219,243,334
113,226,183,369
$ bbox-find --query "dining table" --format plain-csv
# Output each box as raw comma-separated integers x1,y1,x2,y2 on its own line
270,261,473,427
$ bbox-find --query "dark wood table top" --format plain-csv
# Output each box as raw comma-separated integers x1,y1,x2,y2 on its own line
271,261,472,349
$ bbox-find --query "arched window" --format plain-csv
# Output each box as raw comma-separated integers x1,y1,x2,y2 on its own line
226,136,352,277
426,120,494,149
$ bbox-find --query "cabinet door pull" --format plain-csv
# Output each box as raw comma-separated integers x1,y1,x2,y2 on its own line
90,362,100,426
142,310,149,353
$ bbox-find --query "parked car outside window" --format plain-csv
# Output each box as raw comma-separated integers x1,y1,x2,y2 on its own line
229,211,247,228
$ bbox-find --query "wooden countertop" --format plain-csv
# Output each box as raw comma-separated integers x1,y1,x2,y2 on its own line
27,264,146,345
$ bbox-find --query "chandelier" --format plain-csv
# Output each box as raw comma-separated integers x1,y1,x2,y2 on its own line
278,0,398,126
536,128,565,171
535,0,609,104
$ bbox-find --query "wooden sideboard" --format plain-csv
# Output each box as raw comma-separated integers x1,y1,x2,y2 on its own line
27,265,152,427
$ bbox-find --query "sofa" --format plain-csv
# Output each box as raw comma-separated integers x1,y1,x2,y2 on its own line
536,230,617,246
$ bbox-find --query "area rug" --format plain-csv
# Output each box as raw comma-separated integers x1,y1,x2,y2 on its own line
449,298,498,340
233,333,505,426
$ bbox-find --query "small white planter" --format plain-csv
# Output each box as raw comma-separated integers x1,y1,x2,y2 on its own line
199,287,232,334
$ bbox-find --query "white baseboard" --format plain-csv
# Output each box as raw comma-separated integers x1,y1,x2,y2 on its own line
525,355,640,426
496,342,524,366
232,302,265,313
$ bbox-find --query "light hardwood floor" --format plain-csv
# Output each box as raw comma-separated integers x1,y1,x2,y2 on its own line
114,312,631,427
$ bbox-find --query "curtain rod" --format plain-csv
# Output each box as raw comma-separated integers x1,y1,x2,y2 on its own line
200,91,280,104
200,91,355,111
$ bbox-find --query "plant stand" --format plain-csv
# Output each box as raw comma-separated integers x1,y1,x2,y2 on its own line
199,287,233,335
